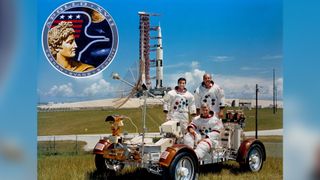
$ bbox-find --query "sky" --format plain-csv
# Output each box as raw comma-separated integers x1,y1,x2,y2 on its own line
1,0,320,179
37,0,283,103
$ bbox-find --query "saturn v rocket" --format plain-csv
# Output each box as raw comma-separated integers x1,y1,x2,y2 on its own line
155,26,163,88
138,12,163,89
138,12,168,94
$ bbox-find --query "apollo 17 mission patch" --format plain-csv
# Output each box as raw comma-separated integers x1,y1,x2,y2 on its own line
42,1,118,78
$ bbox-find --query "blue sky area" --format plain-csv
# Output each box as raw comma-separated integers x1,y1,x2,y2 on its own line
37,0,282,103
1,0,320,179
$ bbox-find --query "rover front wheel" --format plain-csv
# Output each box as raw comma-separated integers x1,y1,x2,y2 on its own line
94,154,117,176
163,151,198,180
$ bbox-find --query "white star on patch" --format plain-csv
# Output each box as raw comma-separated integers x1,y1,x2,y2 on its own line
60,15,65,19
76,14,81,19
68,15,73,19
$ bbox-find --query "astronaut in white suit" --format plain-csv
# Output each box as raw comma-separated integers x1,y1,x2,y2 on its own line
194,73,225,119
184,103,224,159
163,77,196,135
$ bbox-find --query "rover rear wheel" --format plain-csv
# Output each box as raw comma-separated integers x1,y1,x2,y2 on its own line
241,144,264,172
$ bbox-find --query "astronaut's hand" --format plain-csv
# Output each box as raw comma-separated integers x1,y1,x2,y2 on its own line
190,113,197,117
218,111,224,119
165,115,171,121
189,128,196,136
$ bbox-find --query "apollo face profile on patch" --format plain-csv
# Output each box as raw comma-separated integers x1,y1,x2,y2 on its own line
42,1,118,78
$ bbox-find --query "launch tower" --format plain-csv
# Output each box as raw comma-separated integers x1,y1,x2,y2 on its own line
138,12,170,96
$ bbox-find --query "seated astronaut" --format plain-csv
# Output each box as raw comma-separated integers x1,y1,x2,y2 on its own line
184,103,224,159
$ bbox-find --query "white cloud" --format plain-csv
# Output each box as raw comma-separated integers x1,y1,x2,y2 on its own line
276,77,283,98
165,68,205,90
190,61,199,69
214,75,260,99
166,63,188,69
82,79,113,96
215,75,283,99
45,83,74,97
73,72,104,85
42,66,283,102
165,68,283,100
41,73,117,101
261,55,283,60
240,66,263,71
211,56,233,62
184,69,206,89
74,73,116,97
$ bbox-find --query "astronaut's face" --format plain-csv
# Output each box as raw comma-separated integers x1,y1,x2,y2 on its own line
59,34,77,58
201,106,210,116
203,75,212,87
178,80,186,90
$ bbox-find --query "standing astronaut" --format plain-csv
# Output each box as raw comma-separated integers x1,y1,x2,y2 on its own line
184,103,224,159
194,73,225,118
163,77,196,135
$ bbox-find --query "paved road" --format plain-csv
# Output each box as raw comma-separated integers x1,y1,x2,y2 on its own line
38,129,283,151
38,133,160,151
244,128,283,136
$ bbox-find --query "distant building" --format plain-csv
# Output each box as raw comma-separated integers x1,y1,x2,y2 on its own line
239,101,252,110
225,99,283,109
38,98,282,112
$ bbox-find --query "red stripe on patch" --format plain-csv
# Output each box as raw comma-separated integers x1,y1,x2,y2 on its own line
53,20,83,23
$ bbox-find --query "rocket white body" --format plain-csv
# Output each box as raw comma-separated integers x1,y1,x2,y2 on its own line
156,26,163,88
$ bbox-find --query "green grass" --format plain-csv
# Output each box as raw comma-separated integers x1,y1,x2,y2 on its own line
38,106,282,135
198,157,282,180
241,108,282,132
38,154,96,180
249,136,283,143
38,140,282,180
38,154,282,180
38,141,94,180
38,141,87,156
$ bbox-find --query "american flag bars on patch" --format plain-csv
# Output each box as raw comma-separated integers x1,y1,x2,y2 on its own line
50,14,84,38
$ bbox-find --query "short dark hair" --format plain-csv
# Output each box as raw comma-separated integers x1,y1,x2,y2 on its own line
177,77,186,84
203,73,212,79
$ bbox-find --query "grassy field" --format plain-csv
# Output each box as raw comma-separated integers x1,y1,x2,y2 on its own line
38,139,282,180
38,106,282,135
38,156,282,180
248,135,282,142
38,141,87,156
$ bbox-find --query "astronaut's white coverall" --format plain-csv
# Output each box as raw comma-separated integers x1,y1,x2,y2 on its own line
163,87,196,134
194,82,225,118
184,114,224,159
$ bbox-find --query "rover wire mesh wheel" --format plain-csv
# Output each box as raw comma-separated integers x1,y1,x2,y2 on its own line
94,154,116,176
163,151,198,180
243,144,264,172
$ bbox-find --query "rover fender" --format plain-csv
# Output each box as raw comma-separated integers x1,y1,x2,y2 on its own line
236,138,266,164
92,139,111,155
159,144,198,168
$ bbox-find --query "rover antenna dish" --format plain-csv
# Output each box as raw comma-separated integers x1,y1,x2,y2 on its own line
112,61,143,108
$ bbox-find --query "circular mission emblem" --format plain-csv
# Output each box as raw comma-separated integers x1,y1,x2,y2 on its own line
42,1,118,77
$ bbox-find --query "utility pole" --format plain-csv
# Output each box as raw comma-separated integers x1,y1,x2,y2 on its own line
275,85,278,112
273,68,276,114
256,84,259,139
